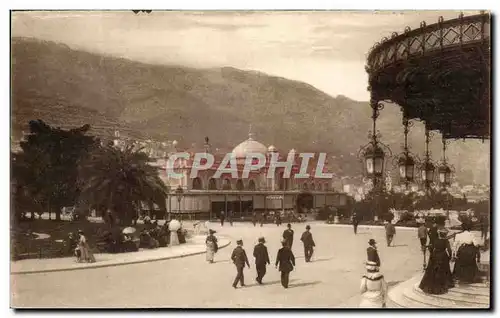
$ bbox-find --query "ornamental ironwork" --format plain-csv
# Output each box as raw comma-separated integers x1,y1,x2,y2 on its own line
367,13,490,73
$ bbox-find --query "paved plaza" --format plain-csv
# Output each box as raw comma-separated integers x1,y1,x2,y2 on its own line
11,222,431,308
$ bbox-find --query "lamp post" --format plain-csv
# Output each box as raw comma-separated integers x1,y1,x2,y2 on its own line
437,137,454,222
394,115,416,190
175,185,184,221
420,125,436,194
358,99,392,221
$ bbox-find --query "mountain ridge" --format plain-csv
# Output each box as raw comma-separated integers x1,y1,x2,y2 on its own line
11,37,489,184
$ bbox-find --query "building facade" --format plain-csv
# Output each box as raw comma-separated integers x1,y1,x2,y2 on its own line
158,133,348,219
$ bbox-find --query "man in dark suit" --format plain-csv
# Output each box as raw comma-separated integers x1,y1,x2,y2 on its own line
282,223,294,249
367,239,380,267
231,239,250,288
352,212,360,235
275,239,296,288
300,225,316,262
253,237,270,284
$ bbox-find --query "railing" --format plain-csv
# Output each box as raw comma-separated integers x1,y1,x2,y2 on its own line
366,12,490,74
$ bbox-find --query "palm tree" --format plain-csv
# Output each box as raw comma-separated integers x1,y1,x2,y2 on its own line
80,144,168,226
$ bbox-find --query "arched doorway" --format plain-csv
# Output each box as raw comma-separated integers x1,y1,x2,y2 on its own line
222,178,232,190
236,179,244,191
192,177,203,190
248,179,257,191
296,191,314,214
208,178,217,190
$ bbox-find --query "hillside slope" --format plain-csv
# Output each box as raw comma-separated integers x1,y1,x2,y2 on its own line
11,37,489,183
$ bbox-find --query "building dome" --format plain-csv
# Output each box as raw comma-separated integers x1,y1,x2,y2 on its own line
232,133,268,158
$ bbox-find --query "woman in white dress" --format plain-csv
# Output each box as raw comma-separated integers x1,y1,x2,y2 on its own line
360,261,388,308
205,229,218,263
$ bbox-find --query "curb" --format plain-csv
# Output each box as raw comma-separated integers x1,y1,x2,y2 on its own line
11,236,231,275
310,223,419,231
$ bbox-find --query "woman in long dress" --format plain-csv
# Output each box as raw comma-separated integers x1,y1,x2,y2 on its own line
359,261,388,308
453,222,481,284
419,228,454,294
78,230,96,263
205,229,218,263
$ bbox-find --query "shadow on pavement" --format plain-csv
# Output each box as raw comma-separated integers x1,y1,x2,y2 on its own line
387,281,402,288
288,280,321,288
390,244,409,247
244,279,298,288
310,257,334,263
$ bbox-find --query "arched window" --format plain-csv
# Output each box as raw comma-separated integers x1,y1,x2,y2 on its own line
324,182,330,191
192,177,203,190
248,179,256,191
208,178,217,190
310,183,316,191
222,178,232,190
236,179,244,191
318,183,324,191
302,183,309,190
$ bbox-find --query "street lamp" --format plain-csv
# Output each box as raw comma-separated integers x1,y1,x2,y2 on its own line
394,116,416,190
358,99,392,221
175,185,184,220
419,125,436,193
438,137,454,188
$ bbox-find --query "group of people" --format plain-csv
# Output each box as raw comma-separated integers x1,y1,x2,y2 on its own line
65,230,96,263
206,223,316,289
419,218,483,295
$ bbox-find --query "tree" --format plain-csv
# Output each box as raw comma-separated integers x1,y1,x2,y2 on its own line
12,120,98,221
79,144,168,226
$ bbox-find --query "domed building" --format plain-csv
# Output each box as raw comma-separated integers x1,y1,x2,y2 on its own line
161,133,349,220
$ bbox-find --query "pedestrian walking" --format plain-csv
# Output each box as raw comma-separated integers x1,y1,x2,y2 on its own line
77,230,96,263
253,237,270,284
367,239,380,267
418,223,428,251
384,221,396,247
260,212,265,227
275,239,296,289
419,228,454,294
231,239,250,288
205,229,218,264
275,212,282,226
300,225,316,262
453,222,481,284
352,212,360,235
228,210,234,226
359,261,388,308
252,212,257,227
282,223,294,249
220,210,225,227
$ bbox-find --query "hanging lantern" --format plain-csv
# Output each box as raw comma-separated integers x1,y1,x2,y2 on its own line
421,161,435,182
364,143,385,176
438,164,452,186
398,154,415,182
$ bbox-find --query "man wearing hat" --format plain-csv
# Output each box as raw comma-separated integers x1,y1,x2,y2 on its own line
253,237,270,284
300,225,316,262
231,239,250,288
282,223,295,249
275,239,296,288
367,239,380,267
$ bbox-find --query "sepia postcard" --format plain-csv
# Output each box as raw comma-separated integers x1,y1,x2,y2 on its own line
9,10,491,309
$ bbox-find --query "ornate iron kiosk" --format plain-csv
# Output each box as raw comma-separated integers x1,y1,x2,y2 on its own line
360,12,490,218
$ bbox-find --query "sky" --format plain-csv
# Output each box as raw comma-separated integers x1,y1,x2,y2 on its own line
11,10,479,101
